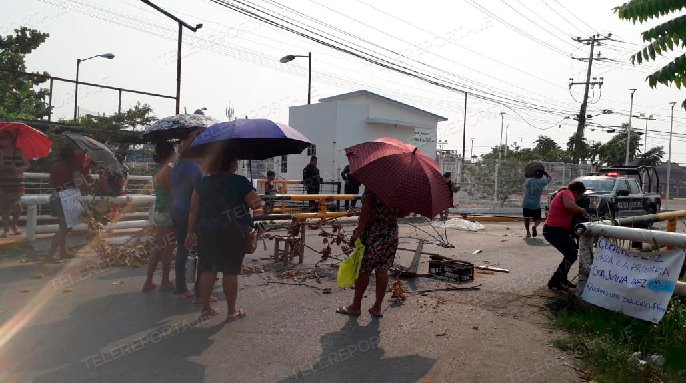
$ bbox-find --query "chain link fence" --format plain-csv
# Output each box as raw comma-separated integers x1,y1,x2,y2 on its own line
459,160,592,208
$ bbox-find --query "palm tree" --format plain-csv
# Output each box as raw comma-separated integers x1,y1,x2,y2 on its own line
616,1,686,107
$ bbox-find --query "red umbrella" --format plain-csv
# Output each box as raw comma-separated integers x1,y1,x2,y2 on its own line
0,122,52,159
345,137,451,218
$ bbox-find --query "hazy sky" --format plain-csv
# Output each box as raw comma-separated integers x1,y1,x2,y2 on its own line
4,0,686,163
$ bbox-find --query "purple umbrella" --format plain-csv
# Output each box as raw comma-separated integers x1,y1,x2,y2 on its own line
187,118,312,160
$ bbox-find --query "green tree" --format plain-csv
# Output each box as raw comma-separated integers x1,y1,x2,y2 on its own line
566,132,590,162
0,27,50,119
69,102,157,154
637,146,665,166
534,135,566,161
616,1,686,108
596,127,641,166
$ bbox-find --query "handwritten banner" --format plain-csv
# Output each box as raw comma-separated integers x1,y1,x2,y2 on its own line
59,189,85,229
582,237,685,323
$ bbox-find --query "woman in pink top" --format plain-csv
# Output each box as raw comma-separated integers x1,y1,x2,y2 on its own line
543,181,589,291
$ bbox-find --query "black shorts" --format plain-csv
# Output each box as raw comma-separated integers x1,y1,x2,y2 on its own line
522,208,542,220
197,227,246,275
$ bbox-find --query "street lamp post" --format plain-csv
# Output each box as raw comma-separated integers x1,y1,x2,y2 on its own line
470,138,474,161
633,113,656,155
73,53,115,120
280,52,312,104
667,101,677,203
495,112,505,203
625,89,637,165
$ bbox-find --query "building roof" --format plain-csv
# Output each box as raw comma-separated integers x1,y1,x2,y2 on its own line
319,90,448,122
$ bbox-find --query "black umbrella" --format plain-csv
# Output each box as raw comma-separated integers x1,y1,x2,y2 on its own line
142,114,219,142
64,132,122,174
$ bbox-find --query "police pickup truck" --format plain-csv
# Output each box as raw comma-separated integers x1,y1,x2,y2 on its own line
547,167,661,220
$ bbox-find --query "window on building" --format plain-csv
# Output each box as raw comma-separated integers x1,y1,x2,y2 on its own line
281,155,288,173
307,145,317,156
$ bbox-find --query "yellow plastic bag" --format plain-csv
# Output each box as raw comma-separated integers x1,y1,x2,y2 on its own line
337,239,365,288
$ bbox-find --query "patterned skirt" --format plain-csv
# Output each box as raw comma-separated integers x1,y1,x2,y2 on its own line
360,221,399,273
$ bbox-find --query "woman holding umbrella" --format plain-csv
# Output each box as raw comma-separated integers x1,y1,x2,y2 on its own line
0,130,30,237
337,190,409,317
336,138,451,318
0,122,51,237
185,148,261,320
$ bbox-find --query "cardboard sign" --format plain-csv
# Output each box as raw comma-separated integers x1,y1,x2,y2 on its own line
59,188,84,228
582,237,685,323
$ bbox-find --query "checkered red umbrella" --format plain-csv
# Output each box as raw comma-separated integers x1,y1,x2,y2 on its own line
345,137,451,218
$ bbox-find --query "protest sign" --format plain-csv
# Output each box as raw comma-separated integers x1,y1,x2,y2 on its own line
582,237,685,323
59,188,85,228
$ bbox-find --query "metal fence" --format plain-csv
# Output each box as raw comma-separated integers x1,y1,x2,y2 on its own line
459,160,592,207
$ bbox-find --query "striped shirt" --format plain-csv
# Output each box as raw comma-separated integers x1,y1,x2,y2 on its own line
0,150,26,194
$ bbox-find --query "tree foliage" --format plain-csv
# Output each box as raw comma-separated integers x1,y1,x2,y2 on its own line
0,27,51,119
616,0,686,108
68,102,157,153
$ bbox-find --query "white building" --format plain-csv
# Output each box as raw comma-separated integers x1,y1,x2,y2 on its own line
280,90,447,184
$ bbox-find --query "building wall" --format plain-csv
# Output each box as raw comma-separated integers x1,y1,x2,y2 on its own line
284,94,443,187
330,94,439,158
285,102,338,182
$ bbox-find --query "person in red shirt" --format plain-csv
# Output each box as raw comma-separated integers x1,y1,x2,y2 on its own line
542,180,589,291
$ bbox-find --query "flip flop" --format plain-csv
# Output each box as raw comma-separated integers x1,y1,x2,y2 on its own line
199,308,220,321
141,283,157,292
159,283,175,291
368,308,383,318
336,306,361,317
11,229,22,236
226,309,247,322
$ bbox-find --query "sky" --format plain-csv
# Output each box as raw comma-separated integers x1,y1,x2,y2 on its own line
4,0,686,163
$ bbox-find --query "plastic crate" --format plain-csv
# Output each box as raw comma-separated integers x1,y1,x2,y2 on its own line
428,260,474,283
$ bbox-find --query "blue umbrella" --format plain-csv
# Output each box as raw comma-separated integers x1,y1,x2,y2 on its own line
187,118,312,160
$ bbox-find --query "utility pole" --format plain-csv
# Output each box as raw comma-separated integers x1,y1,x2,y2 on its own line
140,0,202,115
459,92,467,184
569,34,611,163
667,101,676,203
625,89,637,165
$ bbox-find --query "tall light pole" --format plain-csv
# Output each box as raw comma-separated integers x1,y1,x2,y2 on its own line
280,52,312,104
495,112,505,203
625,88,637,165
499,112,506,160
504,124,509,159
667,101,677,203
470,138,474,161
140,0,202,115
73,53,115,120
633,113,656,155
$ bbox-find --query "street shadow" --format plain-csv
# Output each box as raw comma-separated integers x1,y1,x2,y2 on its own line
5,290,221,383
0,262,68,285
523,237,550,247
276,318,436,383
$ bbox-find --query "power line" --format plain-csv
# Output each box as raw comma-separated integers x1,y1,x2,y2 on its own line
462,0,569,56
352,0,564,90
206,0,577,118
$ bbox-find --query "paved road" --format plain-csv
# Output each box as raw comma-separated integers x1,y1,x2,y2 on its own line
0,221,579,383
